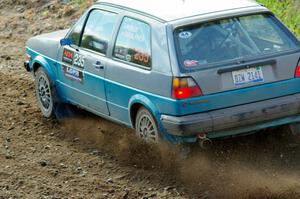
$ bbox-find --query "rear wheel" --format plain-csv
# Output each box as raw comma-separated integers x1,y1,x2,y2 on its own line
35,67,56,118
135,107,160,143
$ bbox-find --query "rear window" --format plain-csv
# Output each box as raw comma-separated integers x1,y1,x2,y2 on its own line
174,14,300,68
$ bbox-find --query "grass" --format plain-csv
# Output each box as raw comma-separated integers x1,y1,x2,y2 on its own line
257,0,300,38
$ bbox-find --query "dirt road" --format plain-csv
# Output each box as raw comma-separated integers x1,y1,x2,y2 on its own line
0,1,300,198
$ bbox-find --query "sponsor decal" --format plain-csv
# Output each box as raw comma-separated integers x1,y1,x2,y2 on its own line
179,31,192,39
62,49,74,65
184,60,199,67
62,48,85,69
63,66,84,83
62,49,85,82
122,23,145,42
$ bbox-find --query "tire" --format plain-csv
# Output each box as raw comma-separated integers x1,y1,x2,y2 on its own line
34,67,56,118
135,107,160,143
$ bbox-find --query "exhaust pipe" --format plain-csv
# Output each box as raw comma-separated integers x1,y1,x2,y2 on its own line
197,133,212,149
199,138,212,149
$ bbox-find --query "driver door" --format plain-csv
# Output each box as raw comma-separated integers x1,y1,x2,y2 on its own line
57,9,118,115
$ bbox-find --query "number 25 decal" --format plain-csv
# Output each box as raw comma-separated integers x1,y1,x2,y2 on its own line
73,53,85,68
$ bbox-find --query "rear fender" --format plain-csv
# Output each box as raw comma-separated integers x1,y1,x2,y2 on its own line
128,95,182,143
129,94,161,126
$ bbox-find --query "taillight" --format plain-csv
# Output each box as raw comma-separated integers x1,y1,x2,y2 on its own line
295,65,300,78
172,77,202,100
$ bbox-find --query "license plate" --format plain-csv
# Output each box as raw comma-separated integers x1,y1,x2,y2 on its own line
232,67,264,86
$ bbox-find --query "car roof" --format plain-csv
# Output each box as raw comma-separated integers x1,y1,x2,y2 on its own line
97,0,263,22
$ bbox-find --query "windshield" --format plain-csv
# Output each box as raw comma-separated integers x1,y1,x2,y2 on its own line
174,14,299,68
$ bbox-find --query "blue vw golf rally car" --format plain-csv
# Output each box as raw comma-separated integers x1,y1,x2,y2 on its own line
25,0,300,146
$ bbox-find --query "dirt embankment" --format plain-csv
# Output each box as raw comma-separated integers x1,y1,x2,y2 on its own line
0,1,300,199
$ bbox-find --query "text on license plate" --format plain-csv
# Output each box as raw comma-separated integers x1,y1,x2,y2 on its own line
232,67,264,86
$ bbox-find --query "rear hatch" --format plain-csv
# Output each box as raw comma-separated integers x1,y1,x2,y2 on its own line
174,13,300,114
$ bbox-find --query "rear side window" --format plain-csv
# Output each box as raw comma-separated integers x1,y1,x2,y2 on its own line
114,17,151,68
175,13,299,68
81,9,118,54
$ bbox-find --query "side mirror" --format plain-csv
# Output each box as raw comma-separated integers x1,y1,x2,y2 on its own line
60,38,73,46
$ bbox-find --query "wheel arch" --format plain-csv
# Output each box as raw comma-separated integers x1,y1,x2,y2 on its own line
32,55,56,81
32,55,63,109
32,62,40,72
129,95,182,144
128,95,161,128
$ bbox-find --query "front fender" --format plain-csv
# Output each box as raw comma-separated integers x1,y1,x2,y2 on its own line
32,55,57,81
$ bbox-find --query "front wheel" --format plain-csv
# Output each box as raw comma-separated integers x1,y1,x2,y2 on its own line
135,107,160,144
34,67,56,118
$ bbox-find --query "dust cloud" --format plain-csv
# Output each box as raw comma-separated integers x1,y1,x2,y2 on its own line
60,115,300,199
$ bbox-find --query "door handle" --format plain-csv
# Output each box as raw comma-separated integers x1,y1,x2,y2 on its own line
94,61,104,70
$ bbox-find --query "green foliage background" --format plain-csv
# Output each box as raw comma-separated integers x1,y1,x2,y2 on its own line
257,0,300,38
70,0,94,11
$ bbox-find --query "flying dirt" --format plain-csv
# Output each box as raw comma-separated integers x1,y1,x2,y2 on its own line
0,1,299,198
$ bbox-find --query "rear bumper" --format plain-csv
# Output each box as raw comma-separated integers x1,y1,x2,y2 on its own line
161,93,300,137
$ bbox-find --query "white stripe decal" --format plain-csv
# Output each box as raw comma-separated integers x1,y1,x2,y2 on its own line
66,98,132,127
59,81,128,111
26,47,177,102
59,81,107,103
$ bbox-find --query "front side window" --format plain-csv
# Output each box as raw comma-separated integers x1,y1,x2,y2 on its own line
69,14,86,46
81,9,118,54
114,17,151,68
175,13,300,68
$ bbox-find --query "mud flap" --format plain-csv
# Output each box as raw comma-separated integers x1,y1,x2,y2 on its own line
54,103,78,120
51,82,78,120
289,122,300,135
